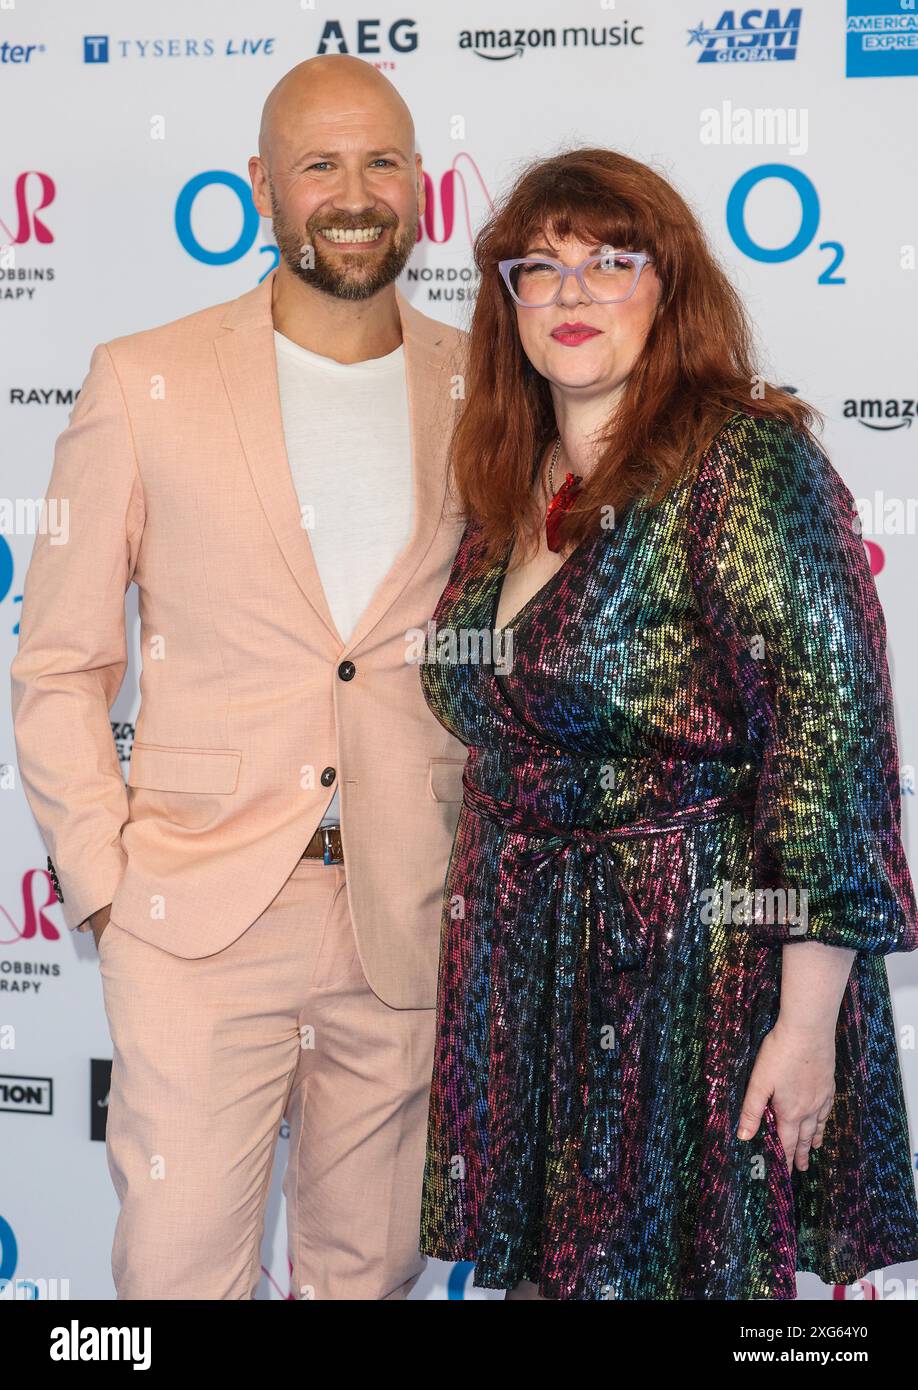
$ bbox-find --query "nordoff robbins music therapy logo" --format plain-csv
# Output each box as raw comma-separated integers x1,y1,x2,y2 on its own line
406,622,514,674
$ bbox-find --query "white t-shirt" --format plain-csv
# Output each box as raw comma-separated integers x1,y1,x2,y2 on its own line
273,330,413,826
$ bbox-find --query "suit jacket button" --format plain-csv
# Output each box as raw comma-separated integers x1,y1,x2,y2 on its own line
320,766,336,787
337,660,356,681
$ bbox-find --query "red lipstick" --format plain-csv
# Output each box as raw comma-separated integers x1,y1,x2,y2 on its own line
551,321,601,346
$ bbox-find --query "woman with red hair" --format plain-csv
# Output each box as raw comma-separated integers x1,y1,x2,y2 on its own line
418,148,918,1300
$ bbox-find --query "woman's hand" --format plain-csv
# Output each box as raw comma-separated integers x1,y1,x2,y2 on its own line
736,1017,837,1172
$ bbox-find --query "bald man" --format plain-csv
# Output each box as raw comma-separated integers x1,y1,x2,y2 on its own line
11,55,469,1298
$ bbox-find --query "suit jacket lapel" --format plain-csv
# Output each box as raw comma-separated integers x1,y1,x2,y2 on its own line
213,269,454,657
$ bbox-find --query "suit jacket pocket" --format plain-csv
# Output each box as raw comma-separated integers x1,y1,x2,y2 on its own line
427,756,467,803
127,742,242,794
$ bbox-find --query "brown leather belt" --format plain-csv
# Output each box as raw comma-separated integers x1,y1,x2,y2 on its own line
301,824,344,865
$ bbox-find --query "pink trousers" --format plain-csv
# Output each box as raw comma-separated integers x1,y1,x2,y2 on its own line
98,854,436,1299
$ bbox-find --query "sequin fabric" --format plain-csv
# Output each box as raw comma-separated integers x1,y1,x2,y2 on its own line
417,411,918,1300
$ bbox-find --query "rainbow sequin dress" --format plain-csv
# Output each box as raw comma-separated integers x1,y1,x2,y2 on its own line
418,412,918,1300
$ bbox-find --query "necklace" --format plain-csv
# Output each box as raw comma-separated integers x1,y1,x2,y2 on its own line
545,437,583,553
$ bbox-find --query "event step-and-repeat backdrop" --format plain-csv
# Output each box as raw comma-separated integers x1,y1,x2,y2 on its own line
1,0,917,1300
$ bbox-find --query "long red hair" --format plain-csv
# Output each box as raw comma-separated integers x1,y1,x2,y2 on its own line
448,147,820,566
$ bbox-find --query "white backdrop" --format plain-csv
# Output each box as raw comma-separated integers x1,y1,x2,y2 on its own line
2,0,917,1301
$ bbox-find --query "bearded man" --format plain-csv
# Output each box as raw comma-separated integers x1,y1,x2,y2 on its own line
10,54,468,1300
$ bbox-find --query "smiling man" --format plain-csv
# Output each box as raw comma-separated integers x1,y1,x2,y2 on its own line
10,54,468,1299
257,60,420,312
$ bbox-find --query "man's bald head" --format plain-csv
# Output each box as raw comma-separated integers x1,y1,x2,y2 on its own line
249,53,423,303
258,55,415,174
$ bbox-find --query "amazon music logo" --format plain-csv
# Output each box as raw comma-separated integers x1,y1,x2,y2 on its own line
843,397,918,432
458,21,644,60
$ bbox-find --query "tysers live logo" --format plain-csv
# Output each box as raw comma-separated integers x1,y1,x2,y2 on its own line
83,34,276,61
687,8,802,62
726,164,845,285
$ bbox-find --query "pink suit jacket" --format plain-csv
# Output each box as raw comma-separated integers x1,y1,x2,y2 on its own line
10,268,469,1009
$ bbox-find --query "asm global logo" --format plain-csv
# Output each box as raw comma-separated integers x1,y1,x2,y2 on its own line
688,8,802,61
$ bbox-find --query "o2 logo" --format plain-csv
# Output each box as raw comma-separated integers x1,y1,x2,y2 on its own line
175,171,277,279
727,164,845,284
447,1260,476,1299
0,535,18,635
0,1216,17,1288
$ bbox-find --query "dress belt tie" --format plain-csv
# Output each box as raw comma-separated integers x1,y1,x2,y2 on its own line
460,774,756,1191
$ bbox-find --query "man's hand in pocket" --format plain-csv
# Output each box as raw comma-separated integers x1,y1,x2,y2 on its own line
89,904,113,952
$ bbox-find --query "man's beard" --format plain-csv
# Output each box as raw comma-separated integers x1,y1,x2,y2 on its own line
270,187,417,301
